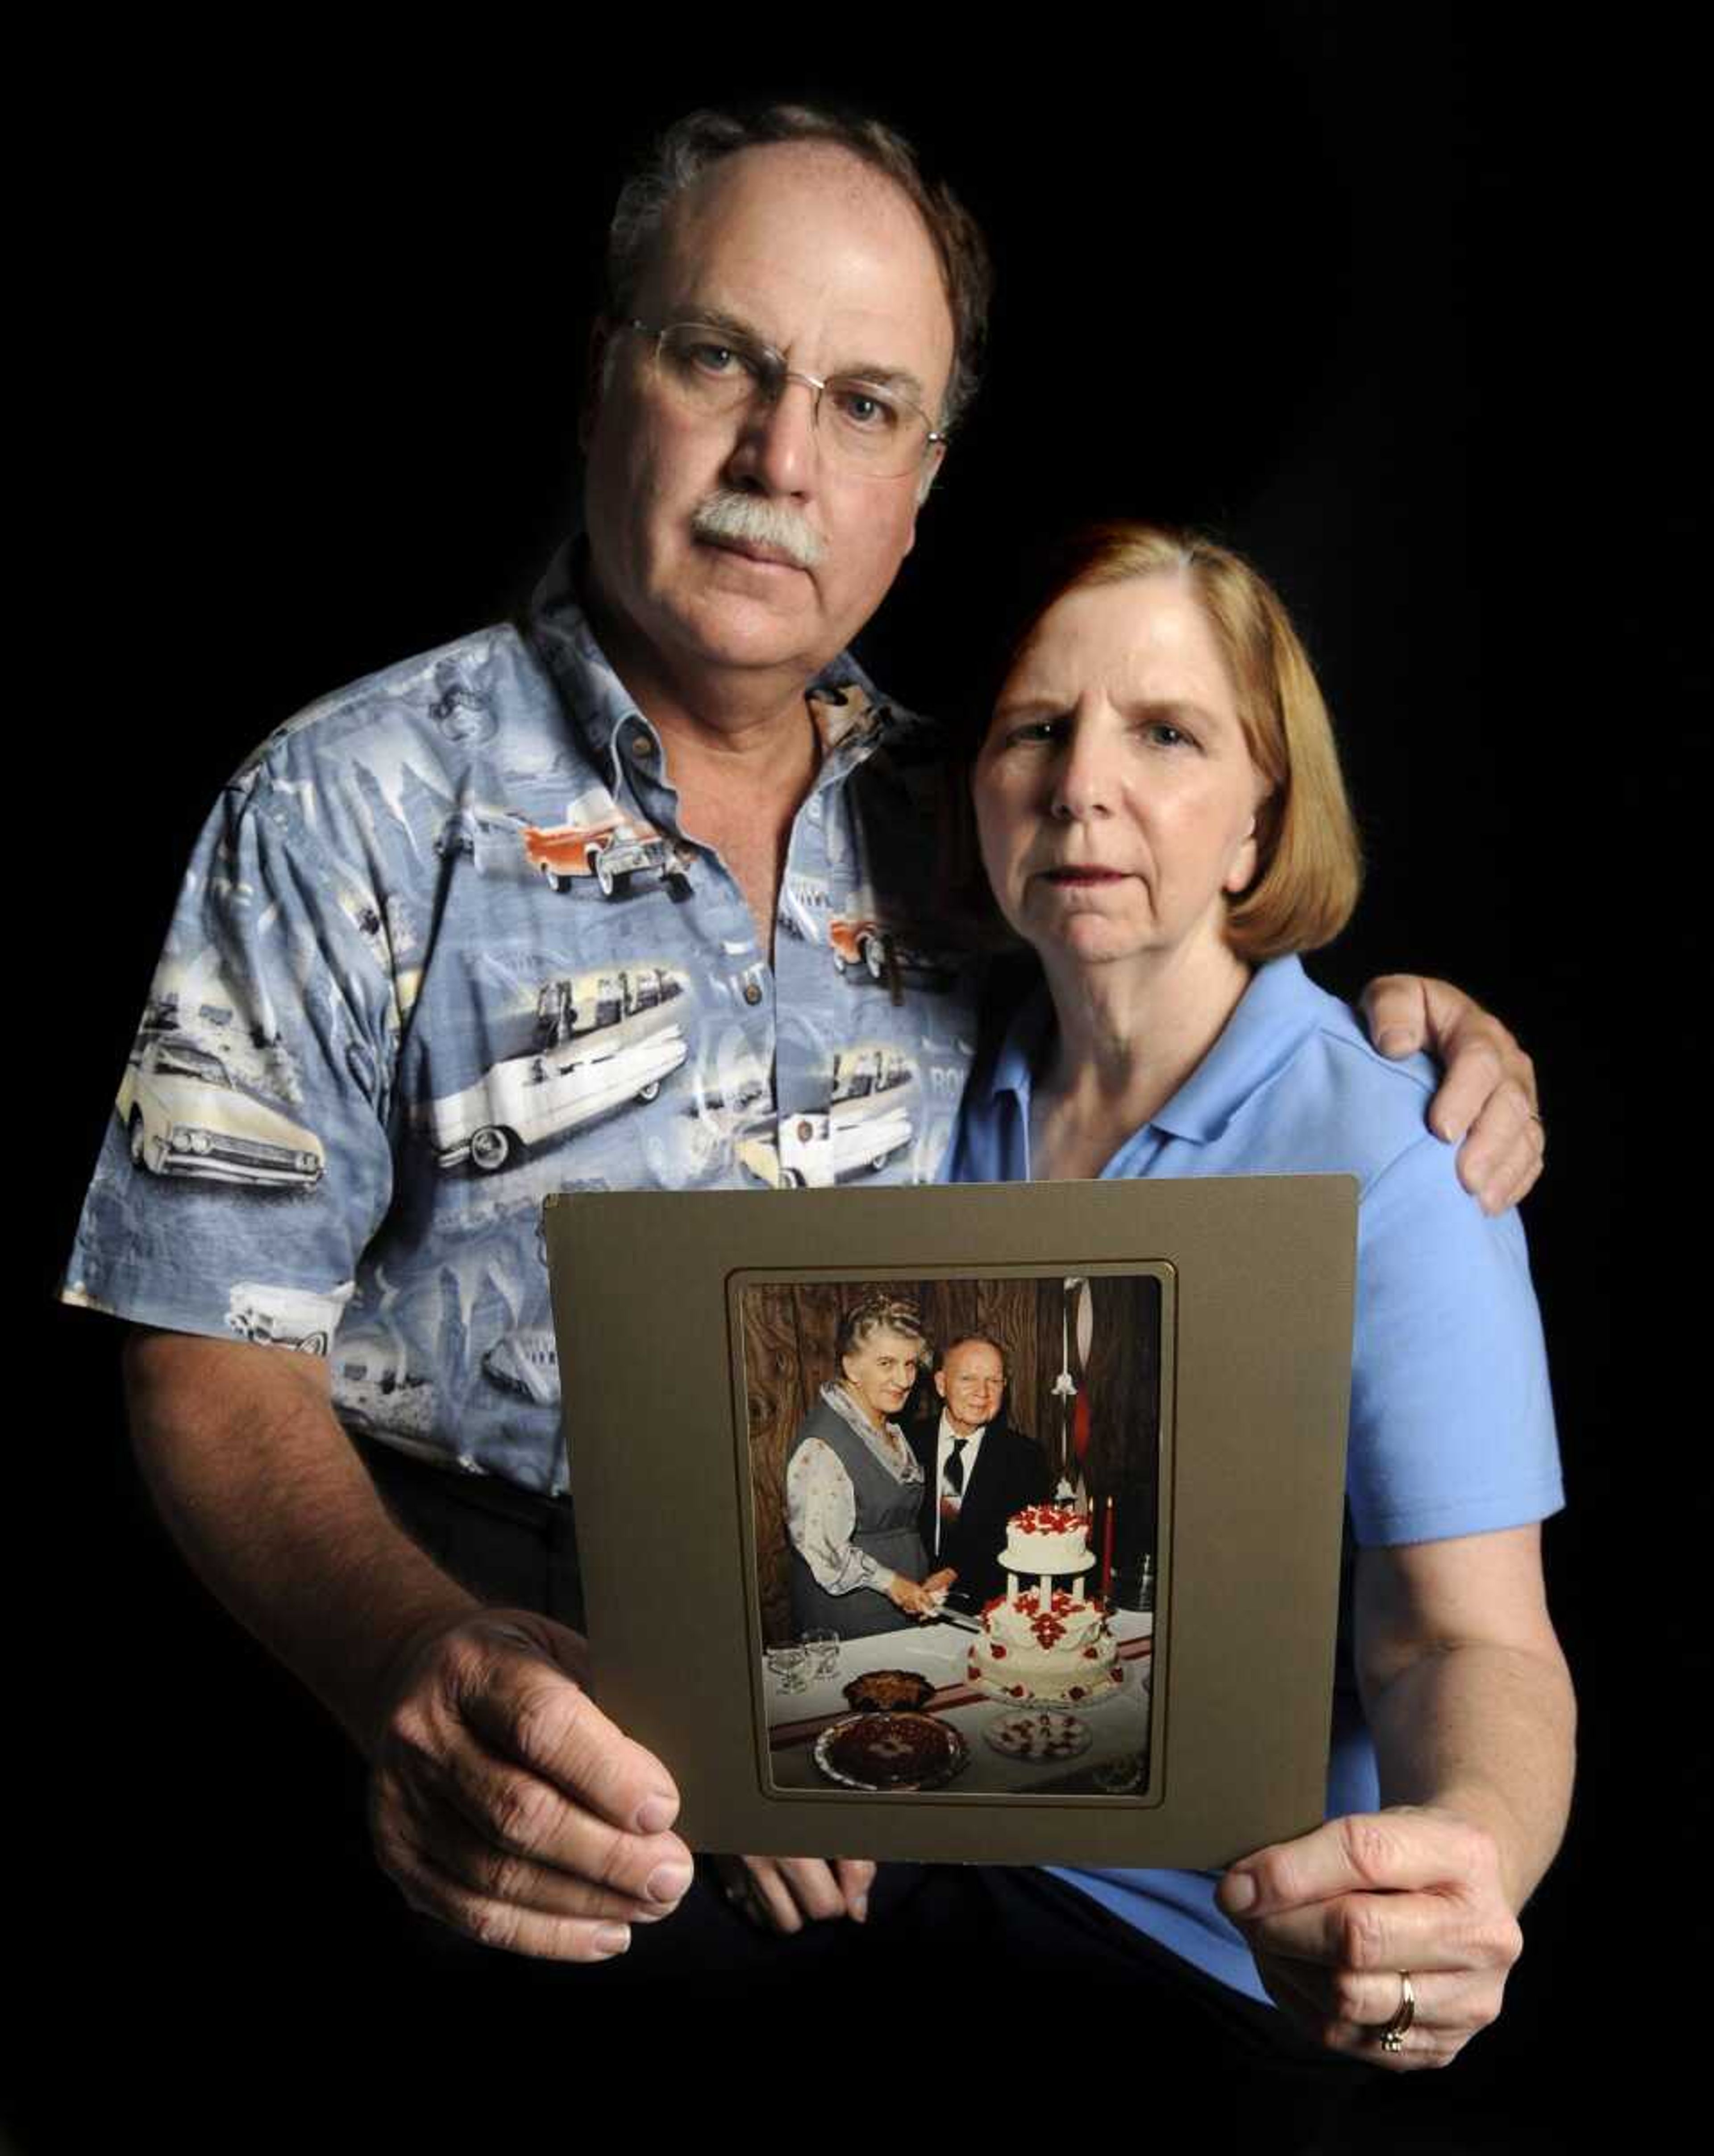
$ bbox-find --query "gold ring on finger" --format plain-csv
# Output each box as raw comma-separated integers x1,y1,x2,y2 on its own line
1376,1969,1416,2053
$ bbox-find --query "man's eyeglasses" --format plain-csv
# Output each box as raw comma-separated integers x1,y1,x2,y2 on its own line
619,317,946,479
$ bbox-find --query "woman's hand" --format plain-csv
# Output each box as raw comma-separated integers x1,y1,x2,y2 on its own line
1215,1803,1522,2071
1223,1529,1574,2069
715,1854,874,1933
885,1573,940,1617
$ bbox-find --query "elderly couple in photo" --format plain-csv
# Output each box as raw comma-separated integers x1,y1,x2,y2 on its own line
67,96,1569,2134
785,1301,1046,1635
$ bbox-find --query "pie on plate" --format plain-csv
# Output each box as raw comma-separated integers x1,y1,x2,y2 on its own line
841,1669,937,1714
813,1712,969,1792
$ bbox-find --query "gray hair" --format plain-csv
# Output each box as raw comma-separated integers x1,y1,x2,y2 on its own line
836,1293,930,1366
606,104,992,433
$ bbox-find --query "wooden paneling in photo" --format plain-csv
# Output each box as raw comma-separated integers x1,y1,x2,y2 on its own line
742,1275,1161,1643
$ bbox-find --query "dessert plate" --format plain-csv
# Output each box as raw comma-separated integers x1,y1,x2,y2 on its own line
813,1711,969,1792
982,1709,1094,1762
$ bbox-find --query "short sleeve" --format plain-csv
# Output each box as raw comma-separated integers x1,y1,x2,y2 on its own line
62,760,402,1354
1346,1133,1563,1544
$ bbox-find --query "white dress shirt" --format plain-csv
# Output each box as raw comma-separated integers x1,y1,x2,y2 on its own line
930,1407,989,1561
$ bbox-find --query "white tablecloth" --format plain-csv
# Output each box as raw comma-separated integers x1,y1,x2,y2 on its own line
763,1611,1153,1796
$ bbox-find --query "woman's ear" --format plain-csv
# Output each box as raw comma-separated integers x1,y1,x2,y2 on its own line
1223,809,1261,896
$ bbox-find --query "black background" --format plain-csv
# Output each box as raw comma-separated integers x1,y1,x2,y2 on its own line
25,12,1694,2144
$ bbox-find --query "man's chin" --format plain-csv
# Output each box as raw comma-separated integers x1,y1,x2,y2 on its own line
662,586,833,678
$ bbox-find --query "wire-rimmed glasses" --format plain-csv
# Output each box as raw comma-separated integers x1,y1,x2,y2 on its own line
620,316,945,478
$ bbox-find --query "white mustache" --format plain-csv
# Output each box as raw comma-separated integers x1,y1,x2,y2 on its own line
692,490,826,570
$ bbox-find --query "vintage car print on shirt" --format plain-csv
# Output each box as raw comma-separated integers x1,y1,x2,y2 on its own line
225,1279,354,1356
426,964,692,1174
482,1327,560,1404
827,912,959,989
519,789,695,900
116,1035,326,1188
533,961,687,1049
806,680,886,753
737,1043,917,1189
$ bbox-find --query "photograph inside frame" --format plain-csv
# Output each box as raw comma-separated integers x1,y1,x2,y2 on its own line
736,1270,1168,1804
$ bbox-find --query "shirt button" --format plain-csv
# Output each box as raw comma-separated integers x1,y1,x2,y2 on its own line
628,728,655,758
742,982,764,1006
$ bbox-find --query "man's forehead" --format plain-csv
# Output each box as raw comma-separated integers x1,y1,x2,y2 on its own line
947,1341,1004,1374
640,141,954,387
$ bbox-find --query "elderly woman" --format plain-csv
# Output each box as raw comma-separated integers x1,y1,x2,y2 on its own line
942,524,1574,2079
784,1293,956,1638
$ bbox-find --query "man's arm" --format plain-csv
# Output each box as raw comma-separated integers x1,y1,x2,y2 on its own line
1360,975,1543,1214
1216,1526,1575,2069
123,1329,695,1960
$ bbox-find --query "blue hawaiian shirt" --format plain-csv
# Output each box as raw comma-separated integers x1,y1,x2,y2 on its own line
64,552,986,1494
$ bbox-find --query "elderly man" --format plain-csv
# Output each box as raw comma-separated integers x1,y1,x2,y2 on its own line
63,106,1544,1996
907,1333,1051,1614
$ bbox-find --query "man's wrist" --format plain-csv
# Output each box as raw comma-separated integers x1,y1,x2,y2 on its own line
348,1577,486,1759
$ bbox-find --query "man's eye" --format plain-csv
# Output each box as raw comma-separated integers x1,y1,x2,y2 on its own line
667,333,758,383
831,383,902,432
1005,720,1063,747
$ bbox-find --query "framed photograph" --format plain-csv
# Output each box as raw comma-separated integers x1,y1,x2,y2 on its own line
546,1175,1356,1867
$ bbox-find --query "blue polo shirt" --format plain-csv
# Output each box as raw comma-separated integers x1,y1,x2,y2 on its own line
944,954,1563,2000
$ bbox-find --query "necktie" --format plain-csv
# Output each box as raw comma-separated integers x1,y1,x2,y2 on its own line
946,1437,968,1496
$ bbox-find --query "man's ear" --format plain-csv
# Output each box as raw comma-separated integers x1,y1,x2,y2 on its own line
578,317,613,454
915,438,948,511
932,1368,949,1402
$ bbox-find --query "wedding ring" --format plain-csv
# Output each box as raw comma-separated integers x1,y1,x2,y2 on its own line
1377,1970,1416,2053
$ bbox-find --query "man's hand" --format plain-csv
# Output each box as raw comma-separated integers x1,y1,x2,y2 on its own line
368,1607,695,1962
716,1854,875,1933
1215,1805,1522,2072
923,1568,957,1598
122,1331,701,1969
1360,975,1543,1214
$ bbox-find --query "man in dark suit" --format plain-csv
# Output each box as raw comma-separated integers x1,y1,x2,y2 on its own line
908,1333,1051,1615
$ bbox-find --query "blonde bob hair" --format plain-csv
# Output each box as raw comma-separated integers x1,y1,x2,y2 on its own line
990,523,1362,963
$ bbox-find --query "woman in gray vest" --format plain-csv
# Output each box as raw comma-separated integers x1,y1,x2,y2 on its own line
784,1294,957,1639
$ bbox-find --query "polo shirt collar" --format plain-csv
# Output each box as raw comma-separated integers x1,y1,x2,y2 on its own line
984,955,1322,1148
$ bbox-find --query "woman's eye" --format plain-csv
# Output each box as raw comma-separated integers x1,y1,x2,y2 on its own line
1145,721,1193,749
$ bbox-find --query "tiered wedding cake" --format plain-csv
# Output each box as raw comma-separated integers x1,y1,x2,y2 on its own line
966,1501,1121,1705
